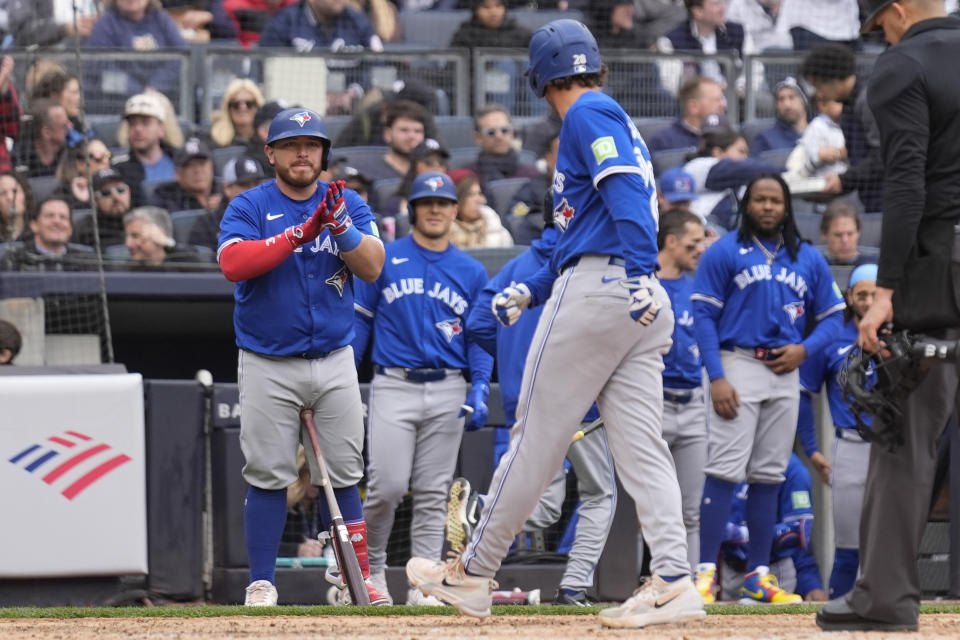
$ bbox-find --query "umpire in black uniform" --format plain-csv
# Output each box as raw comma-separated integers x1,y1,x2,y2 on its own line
817,0,960,632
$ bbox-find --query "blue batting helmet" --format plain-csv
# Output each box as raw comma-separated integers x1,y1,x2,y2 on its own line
525,19,602,98
407,171,457,224
266,108,331,169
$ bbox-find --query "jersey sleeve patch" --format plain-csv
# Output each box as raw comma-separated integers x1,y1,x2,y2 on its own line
790,490,812,510
591,136,618,165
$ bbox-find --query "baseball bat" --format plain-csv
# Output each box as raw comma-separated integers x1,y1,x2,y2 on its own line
491,588,541,605
571,417,603,443
300,408,370,606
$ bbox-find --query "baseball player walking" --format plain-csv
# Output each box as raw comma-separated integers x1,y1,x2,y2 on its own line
691,174,845,605
464,209,617,606
798,263,877,599
351,171,493,606
217,108,388,607
406,19,705,628
655,209,707,570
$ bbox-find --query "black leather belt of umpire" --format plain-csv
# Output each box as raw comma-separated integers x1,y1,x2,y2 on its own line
561,255,626,272
663,388,694,404
376,365,450,383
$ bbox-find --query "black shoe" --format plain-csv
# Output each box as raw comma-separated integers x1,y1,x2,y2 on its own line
816,597,918,632
553,588,595,606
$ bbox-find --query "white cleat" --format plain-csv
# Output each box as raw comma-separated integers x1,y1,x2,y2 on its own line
405,555,497,618
407,586,445,607
598,575,706,629
244,580,278,607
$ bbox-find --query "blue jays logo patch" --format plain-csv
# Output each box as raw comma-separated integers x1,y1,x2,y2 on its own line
326,266,349,297
425,176,445,192
553,197,575,232
782,301,805,324
290,111,312,127
435,318,463,342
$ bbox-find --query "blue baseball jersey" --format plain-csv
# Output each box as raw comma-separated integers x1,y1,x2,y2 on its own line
466,227,599,426
661,275,702,389
217,179,378,356
691,233,845,379
800,320,872,431
352,235,493,380
546,91,659,279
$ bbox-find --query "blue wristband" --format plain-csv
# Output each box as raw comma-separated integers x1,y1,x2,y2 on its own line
333,224,364,253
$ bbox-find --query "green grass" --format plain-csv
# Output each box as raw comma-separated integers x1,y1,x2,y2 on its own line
2,603,960,620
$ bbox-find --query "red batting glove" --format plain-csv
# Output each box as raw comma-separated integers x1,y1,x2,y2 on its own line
282,199,328,249
320,180,353,235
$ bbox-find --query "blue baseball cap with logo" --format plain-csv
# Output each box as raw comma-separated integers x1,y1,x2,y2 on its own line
659,167,696,203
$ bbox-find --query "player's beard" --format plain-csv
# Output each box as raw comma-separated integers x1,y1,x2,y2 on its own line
276,162,323,189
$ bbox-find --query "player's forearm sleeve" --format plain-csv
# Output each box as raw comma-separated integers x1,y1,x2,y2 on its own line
597,172,658,276
467,341,494,386
797,391,818,458
693,300,724,380
466,289,498,357
218,235,295,282
800,312,842,361
525,262,558,307
793,549,825,597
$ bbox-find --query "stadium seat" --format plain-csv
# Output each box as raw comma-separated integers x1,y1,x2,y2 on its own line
448,147,479,170
758,147,791,169
434,116,476,148
794,211,822,241
512,9,584,33
105,244,131,258
371,177,402,209
324,116,352,143
633,117,674,145
87,115,123,147
212,145,246,177
741,118,775,149
141,179,177,205
28,175,58,200
485,177,530,216
465,245,527,277
399,10,469,48
652,148,693,177
171,209,207,245
859,213,883,248
329,145,388,167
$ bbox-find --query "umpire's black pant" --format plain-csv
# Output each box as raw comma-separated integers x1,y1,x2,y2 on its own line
848,328,960,625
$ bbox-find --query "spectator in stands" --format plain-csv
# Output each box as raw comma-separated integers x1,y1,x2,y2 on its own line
51,140,112,209
466,104,538,194
658,0,756,89
590,0,652,48
0,172,33,242
520,110,561,159
775,0,859,50
114,93,179,204
279,447,326,558
348,100,429,182
258,0,383,51
725,0,791,51
190,154,267,249
656,166,696,213
74,168,133,247
15,100,70,179
224,0,296,47
683,127,781,227
635,0,687,44
449,0,531,49
751,77,808,155
1,196,96,272
382,137,449,236
209,78,265,148
648,75,726,152
85,0,188,95
164,0,238,42
8,0,98,47
123,205,203,267
29,69,85,148
504,134,557,245
800,44,882,212
347,0,395,43
818,200,862,266
246,99,287,176
788,93,846,179
0,319,22,364
151,138,222,213
449,174,512,249
332,79,439,148
0,56,20,175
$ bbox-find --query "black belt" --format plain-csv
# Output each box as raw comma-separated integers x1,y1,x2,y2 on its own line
663,388,694,404
561,255,626,272
726,346,779,361
376,365,453,383
300,350,333,359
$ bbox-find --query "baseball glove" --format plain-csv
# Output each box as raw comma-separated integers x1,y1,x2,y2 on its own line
839,329,957,451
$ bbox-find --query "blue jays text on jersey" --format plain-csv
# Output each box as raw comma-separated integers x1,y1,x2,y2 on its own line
217,180,378,356
524,91,660,304
660,274,702,390
352,235,493,376
691,233,845,351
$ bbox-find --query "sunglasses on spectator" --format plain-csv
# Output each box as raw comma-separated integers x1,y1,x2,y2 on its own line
97,184,128,198
229,100,257,110
479,126,513,137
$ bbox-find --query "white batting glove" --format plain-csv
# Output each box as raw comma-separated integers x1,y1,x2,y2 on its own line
620,276,662,327
491,283,531,327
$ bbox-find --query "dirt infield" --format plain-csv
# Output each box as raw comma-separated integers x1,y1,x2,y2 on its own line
4,614,960,640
